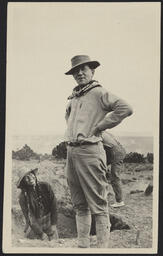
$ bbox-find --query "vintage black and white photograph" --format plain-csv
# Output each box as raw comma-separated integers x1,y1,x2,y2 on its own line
3,2,160,254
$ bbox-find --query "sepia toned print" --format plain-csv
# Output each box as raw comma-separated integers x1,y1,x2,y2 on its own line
3,2,160,254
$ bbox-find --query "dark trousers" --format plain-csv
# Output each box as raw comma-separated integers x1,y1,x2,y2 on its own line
110,160,123,202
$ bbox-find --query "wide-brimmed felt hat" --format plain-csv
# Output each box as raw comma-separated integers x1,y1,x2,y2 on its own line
65,55,100,75
17,166,38,188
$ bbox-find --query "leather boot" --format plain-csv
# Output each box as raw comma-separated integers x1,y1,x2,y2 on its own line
95,214,110,248
76,214,91,248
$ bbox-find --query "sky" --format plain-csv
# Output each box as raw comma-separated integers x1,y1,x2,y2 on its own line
6,2,160,137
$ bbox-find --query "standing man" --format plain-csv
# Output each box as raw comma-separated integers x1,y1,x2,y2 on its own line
64,55,133,248
102,131,126,207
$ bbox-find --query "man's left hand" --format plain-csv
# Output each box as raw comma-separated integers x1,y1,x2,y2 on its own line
48,225,59,241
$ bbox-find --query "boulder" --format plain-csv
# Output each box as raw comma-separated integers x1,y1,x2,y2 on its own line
144,182,153,196
90,214,130,235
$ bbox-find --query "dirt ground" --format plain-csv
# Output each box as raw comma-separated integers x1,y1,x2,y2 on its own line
12,159,153,248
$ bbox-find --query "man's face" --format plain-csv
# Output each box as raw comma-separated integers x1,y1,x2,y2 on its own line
72,64,94,86
24,172,36,186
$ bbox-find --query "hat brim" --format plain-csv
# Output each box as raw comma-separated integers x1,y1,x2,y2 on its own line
17,168,38,188
65,61,100,75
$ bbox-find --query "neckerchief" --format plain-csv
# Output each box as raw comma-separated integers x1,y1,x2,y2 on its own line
68,80,101,99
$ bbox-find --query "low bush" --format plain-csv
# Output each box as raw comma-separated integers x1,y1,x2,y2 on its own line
12,144,40,161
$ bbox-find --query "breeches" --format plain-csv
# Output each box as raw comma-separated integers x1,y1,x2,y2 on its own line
66,142,109,214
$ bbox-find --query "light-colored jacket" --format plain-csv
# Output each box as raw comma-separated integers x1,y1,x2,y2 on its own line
65,85,133,143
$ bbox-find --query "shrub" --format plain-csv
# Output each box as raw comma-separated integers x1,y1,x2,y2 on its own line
146,153,153,163
52,142,67,159
12,144,40,161
124,152,145,163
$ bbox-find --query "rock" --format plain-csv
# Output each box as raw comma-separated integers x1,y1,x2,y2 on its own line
130,190,144,194
130,180,149,193
90,214,130,235
144,183,153,196
146,176,152,180
121,178,135,185
110,214,130,232
18,239,27,243
58,239,64,244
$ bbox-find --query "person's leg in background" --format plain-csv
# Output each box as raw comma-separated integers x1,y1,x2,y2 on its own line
104,144,125,208
110,160,125,207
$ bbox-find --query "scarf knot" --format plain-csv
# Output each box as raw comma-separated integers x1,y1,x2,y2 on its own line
68,80,101,99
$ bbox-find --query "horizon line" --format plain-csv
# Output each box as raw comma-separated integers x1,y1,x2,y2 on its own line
12,131,153,137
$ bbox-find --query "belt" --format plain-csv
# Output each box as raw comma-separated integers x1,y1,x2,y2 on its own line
66,141,96,147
